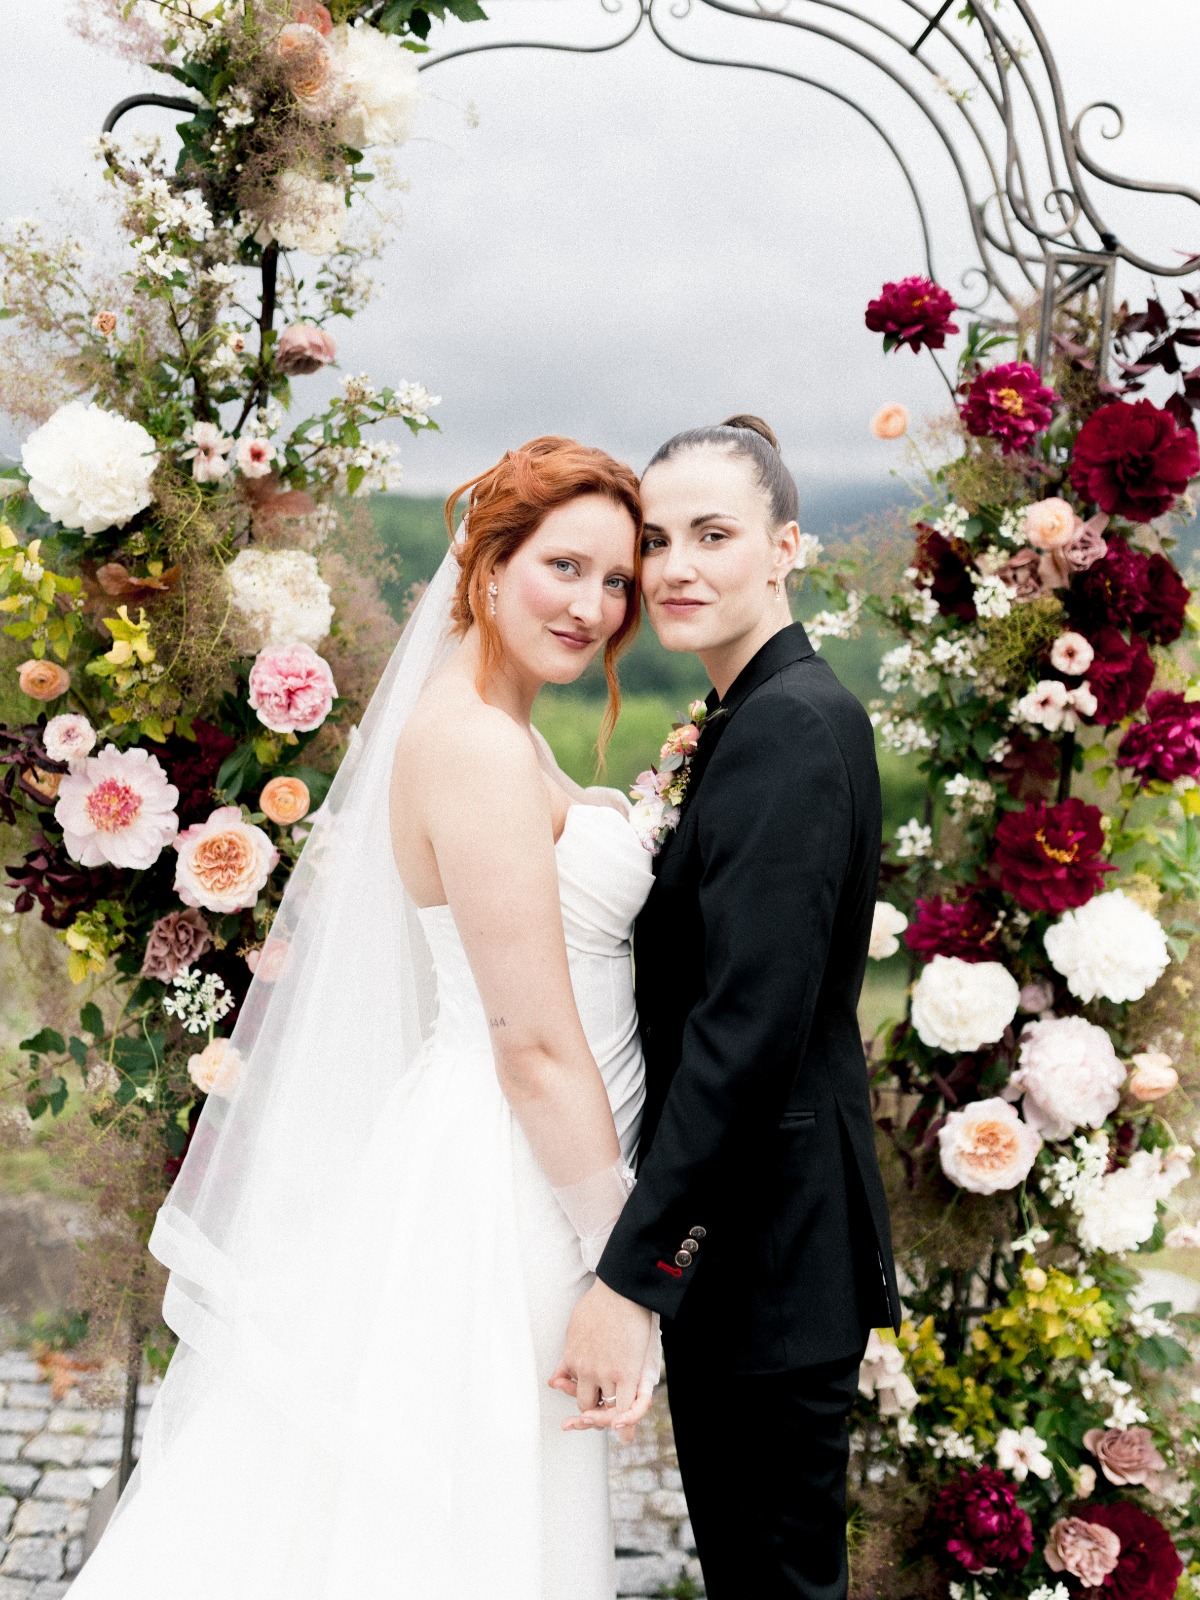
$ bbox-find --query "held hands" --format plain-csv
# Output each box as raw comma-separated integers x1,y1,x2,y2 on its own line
549,1279,660,1443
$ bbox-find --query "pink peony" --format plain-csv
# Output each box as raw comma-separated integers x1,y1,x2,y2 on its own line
865,276,959,353
248,642,337,734
276,322,337,376
961,362,1057,454
54,745,179,870
174,805,278,914
1009,1015,1125,1140
1045,1516,1122,1587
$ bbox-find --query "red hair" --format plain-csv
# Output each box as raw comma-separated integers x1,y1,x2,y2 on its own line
445,436,642,750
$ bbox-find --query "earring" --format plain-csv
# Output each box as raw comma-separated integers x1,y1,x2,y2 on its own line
772,575,783,599
487,580,498,618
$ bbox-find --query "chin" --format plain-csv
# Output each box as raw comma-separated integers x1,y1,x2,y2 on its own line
647,606,717,655
541,645,603,685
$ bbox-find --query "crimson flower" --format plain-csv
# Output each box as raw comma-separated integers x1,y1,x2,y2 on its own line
1085,626,1155,725
1075,1502,1182,1600
913,524,977,621
1070,398,1200,522
1137,552,1190,645
961,362,1057,454
865,275,959,353
930,1467,1033,1575
905,893,1000,963
160,719,238,826
991,797,1113,914
1117,691,1200,784
1070,537,1152,632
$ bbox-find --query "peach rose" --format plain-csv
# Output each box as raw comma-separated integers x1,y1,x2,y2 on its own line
18,659,71,701
1045,1517,1121,1587
92,311,118,337
871,403,909,440
1128,1051,1178,1101
260,776,311,826
188,1037,242,1098
293,0,333,32
1083,1425,1166,1486
174,805,278,915
937,1097,1041,1194
1022,497,1079,551
277,21,336,111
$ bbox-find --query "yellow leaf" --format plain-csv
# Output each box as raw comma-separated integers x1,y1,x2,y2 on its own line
0,524,17,549
67,950,90,985
1182,789,1200,818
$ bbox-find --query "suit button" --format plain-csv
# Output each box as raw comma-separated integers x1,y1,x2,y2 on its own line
678,1239,698,1256
674,1250,693,1268
688,1227,706,1241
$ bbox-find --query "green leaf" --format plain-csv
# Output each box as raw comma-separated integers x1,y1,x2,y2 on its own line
80,1002,104,1040
67,1036,88,1067
21,1028,65,1056
47,1076,68,1117
216,739,262,802
281,764,333,809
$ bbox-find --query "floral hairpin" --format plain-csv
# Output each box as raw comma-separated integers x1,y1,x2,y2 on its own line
629,699,718,854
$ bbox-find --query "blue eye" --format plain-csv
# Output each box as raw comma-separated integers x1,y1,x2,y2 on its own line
551,559,578,575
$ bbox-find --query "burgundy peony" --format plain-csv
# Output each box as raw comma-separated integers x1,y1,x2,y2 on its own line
961,362,1057,454
1071,537,1152,633
905,893,1000,963
1076,1502,1182,1600
1085,627,1155,725
1117,690,1200,784
913,524,977,621
930,1466,1033,1575
991,797,1113,915
160,719,238,826
1137,552,1190,645
865,275,960,354
1069,399,1200,522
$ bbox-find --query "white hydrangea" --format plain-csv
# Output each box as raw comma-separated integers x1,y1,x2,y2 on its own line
226,548,334,651
944,773,995,821
869,902,908,960
1078,1361,1149,1429
879,643,933,695
21,401,159,534
267,171,347,255
1044,890,1170,1004
911,955,1020,1053
331,22,421,148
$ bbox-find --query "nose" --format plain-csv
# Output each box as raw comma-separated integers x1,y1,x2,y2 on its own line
567,578,605,628
660,539,697,588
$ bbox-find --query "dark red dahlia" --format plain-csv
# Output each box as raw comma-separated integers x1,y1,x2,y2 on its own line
1069,398,1200,522
160,719,238,825
1085,626,1156,725
865,275,960,354
991,797,1113,914
1117,690,1200,784
913,523,977,621
930,1467,1032,1575
1076,1502,1182,1600
1137,552,1190,645
905,893,1000,962
961,361,1057,454
1070,537,1153,633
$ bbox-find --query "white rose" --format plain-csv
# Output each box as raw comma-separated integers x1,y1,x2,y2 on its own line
21,401,158,534
267,171,347,255
1044,890,1170,1004
938,1097,1042,1194
869,901,908,960
911,955,1020,1053
1009,1016,1126,1141
330,22,421,148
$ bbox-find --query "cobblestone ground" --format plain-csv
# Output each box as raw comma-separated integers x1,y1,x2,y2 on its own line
0,1352,701,1598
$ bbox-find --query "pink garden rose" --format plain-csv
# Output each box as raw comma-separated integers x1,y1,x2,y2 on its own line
1045,1516,1122,1587
174,804,279,914
1082,1426,1166,1487
276,322,337,376
54,744,179,870
42,712,96,765
248,642,337,734
1009,1015,1126,1140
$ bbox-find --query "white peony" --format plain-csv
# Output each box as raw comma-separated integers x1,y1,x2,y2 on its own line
857,1329,919,1416
330,22,421,148
938,1097,1042,1194
1044,890,1170,1004
869,901,908,960
226,547,334,650
1076,1147,1189,1254
21,401,159,534
911,955,1020,1053
1009,1016,1126,1141
267,171,347,255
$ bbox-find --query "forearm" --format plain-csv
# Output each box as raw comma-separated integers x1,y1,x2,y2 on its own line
496,1045,622,1189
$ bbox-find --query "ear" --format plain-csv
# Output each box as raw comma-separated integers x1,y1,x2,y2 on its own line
773,520,802,581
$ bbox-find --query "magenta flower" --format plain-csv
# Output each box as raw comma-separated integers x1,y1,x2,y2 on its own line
247,642,337,735
930,1466,1033,1575
904,893,1000,963
1085,626,1155,725
865,276,959,354
961,362,1057,454
1118,691,1200,784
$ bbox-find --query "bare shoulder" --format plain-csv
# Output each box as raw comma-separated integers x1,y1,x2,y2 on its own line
393,677,541,798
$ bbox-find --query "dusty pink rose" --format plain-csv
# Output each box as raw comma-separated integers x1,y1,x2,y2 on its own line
1050,632,1094,676
42,712,96,765
276,323,337,376
1083,1426,1166,1487
1018,978,1055,1014
141,908,212,981
1061,513,1109,571
661,722,700,758
236,436,276,478
246,937,289,983
997,548,1052,602
1023,497,1079,551
248,643,337,734
1045,1517,1122,1587
871,403,909,440
1128,1051,1178,1101
188,1037,242,1098
18,659,71,701
174,805,278,914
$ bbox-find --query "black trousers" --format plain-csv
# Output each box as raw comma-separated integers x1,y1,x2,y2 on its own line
663,1341,865,1600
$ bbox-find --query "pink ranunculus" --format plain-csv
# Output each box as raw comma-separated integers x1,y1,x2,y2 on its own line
871,403,909,440
1018,978,1055,1014
276,322,337,376
248,643,337,735
54,745,179,870
1045,1516,1122,1588
18,659,71,702
174,805,279,914
961,362,1057,454
1010,1015,1126,1140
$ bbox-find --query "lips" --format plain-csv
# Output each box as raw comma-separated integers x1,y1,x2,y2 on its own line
659,598,706,614
549,629,595,650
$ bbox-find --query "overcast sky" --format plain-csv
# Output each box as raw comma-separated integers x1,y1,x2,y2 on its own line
2,0,1198,511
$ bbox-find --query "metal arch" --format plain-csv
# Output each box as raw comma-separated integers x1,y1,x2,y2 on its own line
102,93,201,134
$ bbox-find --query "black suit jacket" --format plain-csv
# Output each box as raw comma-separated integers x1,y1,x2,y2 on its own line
596,623,901,1372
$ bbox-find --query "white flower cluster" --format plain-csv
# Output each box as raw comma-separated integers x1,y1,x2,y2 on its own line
218,86,255,131
1044,890,1170,1004
1078,1360,1149,1430
995,1425,1053,1482
934,501,971,540
872,713,935,756
791,532,824,572
894,818,932,860
392,380,441,426
929,634,981,679
900,568,940,625
1028,1586,1071,1600
1045,1131,1193,1255
202,325,249,384
21,402,159,535
162,966,235,1036
879,643,934,696
226,547,334,651
1042,1132,1111,1208
971,571,1017,620
1129,1306,1174,1340
807,590,863,647
124,168,214,281
267,171,347,256
998,507,1026,544
1012,679,1096,733
320,438,403,497
944,773,995,821
926,1427,982,1464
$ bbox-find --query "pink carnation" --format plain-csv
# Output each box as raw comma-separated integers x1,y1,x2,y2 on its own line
248,642,337,734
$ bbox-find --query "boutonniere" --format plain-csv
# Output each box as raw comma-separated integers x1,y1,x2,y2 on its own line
628,699,719,855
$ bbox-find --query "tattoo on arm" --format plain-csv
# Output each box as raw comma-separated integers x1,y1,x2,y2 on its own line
489,1016,506,1030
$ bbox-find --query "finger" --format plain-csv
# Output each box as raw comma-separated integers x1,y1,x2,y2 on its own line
547,1364,578,1396
610,1384,655,1432
575,1368,604,1416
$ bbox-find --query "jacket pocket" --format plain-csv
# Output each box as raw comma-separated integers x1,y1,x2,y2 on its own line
778,1109,817,1129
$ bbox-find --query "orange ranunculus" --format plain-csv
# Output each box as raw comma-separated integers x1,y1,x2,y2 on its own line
871,403,909,440
259,775,311,826
18,659,71,701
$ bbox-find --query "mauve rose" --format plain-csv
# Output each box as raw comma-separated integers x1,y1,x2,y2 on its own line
998,547,1051,602
930,1466,1033,1574
1085,627,1155,725
1070,398,1200,522
1062,516,1109,571
1083,1427,1166,1487
1117,691,1200,785
1076,1502,1183,1600
276,322,337,376
1045,1516,1122,1587
1019,978,1055,1013
865,275,959,353
962,362,1057,455
18,660,71,701
991,798,1113,915
141,908,212,981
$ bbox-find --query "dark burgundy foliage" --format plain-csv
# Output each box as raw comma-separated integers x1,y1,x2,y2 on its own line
994,731,1060,803
865,275,960,354
6,832,115,929
160,719,238,825
1069,399,1199,522
905,893,1000,963
913,524,977,621
1076,1503,1182,1600
1117,691,1200,785
0,724,68,825
1114,291,1200,429
961,361,1057,454
930,1467,1033,1575
1084,627,1156,725
991,798,1113,915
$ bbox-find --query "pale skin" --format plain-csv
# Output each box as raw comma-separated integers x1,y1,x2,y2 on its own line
389,492,656,1436
557,444,800,1435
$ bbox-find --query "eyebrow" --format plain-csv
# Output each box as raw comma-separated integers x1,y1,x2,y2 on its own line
642,511,741,533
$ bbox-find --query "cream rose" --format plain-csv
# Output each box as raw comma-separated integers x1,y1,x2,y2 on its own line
937,1097,1042,1194
910,955,1020,1053
174,804,279,914
188,1037,242,1098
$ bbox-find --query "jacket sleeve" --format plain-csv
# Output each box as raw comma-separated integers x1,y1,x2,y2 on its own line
595,683,855,1319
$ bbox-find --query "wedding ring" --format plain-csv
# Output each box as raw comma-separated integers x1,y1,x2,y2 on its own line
600,1395,617,1406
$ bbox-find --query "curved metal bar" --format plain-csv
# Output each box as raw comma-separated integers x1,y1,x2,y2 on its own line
1072,100,1200,208
417,1,647,73
102,93,201,133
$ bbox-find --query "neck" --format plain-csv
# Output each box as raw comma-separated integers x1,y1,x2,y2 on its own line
452,628,541,725
699,600,794,700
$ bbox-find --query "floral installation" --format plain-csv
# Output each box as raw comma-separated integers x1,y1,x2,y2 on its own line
0,0,483,1372
628,699,719,854
844,273,1200,1600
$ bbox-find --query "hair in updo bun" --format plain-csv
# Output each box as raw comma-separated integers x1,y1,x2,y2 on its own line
444,435,642,746
645,412,798,527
